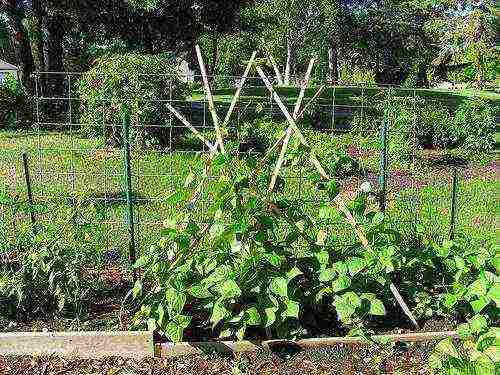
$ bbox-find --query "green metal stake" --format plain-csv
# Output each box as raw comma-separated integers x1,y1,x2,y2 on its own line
22,152,36,231
449,168,459,240
121,104,137,271
379,110,388,212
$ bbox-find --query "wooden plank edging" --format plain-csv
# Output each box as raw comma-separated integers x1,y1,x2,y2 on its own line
0,330,458,359
0,331,153,359
156,331,458,358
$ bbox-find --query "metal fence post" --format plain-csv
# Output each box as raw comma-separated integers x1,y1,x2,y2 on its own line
449,168,459,240
22,152,36,231
379,108,388,212
121,103,137,271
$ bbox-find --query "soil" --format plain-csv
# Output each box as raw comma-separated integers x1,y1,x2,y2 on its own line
0,339,440,375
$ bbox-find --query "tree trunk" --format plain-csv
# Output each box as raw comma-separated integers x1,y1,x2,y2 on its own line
26,15,46,73
284,40,292,86
12,32,34,88
415,60,430,88
328,46,339,84
42,14,65,97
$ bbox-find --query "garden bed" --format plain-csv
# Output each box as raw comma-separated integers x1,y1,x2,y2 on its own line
0,329,458,374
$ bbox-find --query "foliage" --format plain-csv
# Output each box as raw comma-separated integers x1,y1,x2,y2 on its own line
429,323,498,374
130,147,418,342
0,189,98,324
78,53,188,147
453,99,495,151
339,66,377,86
0,73,31,129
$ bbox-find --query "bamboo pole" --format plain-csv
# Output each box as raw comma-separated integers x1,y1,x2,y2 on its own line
334,195,419,328
256,66,328,179
267,53,284,85
165,103,218,154
195,45,225,153
257,65,418,329
269,58,315,191
220,51,257,130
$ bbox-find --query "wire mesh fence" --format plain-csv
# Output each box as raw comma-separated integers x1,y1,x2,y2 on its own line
0,71,496,269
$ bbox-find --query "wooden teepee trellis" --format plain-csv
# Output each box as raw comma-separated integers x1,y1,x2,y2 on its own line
164,46,419,329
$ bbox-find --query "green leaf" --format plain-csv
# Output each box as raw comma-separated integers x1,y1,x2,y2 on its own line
471,296,491,314
245,307,261,326
264,252,282,267
319,268,336,282
334,292,361,322
457,323,471,339
264,306,278,327
454,256,467,270
219,279,242,299
333,261,348,275
269,277,288,298
210,301,229,327
133,255,149,269
433,338,460,359
165,316,191,343
209,222,225,238
286,267,303,282
371,212,384,226
468,278,488,298
487,283,500,306
284,299,300,319
368,298,386,316
132,279,142,299
188,284,212,299
157,303,165,326
326,180,340,199
331,275,351,293
347,257,366,276
147,318,157,332
315,251,329,266
319,205,339,220
165,288,186,316
442,293,458,309
469,315,488,334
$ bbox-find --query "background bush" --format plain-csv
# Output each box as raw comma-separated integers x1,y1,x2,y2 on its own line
0,74,31,129
78,53,189,148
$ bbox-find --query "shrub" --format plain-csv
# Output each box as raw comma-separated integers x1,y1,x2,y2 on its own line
0,189,98,322
0,73,31,129
339,66,377,86
131,154,399,342
417,104,456,149
78,53,189,148
453,99,495,151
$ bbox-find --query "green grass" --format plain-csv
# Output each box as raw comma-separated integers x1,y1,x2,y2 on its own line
191,86,500,106
0,130,496,265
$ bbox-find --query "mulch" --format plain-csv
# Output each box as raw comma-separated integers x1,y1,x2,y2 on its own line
0,340,437,375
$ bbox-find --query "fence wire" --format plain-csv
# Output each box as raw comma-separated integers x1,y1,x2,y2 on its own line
0,72,496,269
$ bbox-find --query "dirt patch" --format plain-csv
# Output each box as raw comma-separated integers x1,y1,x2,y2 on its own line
0,340,439,375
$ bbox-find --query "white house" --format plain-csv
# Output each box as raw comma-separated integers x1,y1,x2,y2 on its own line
0,60,19,83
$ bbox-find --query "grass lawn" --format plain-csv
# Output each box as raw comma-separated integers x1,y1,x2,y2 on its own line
0,129,496,266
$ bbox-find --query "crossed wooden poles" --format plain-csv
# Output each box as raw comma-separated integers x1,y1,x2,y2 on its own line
165,46,419,329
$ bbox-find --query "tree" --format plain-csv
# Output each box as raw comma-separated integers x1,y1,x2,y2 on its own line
0,0,252,92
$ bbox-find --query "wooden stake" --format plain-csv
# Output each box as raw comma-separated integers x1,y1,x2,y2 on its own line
269,58,315,191
258,65,418,329
267,53,284,85
256,66,329,180
334,195,419,328
195,45,225,153
220,51,257,130
165,103,218,154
